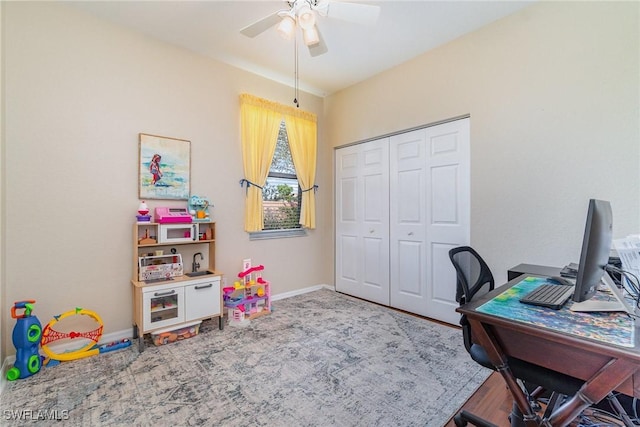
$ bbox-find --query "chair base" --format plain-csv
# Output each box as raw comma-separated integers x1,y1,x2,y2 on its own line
453,401,536,427
453,410,498,427
454,392,636,427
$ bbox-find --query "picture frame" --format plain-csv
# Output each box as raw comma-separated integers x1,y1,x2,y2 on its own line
139,133,191,200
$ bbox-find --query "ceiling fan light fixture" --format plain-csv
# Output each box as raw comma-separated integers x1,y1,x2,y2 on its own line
277,15,296,40
303,26,320,46
297,4,316,30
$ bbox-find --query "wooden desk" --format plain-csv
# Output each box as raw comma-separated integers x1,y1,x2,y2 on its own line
457,275,640,426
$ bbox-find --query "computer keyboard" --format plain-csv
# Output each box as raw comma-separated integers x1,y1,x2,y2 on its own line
519,284,575,310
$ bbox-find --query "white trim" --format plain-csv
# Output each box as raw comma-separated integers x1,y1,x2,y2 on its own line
0,284,335,395
1,358,10,395
271,283,334,301
249,228,307,240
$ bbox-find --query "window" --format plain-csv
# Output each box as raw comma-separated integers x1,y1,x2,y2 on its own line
252,121,304,239
239,93,317,234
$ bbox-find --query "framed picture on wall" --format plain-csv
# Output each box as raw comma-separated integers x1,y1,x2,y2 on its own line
139,133,190,200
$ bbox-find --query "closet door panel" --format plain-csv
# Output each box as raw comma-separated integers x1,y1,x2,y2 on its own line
335,139,390,305
359,140,389,304
432,242,458,301
363,174,384,222
390,130,429,315
425,118,470,324
431,165,459,222
339,235,358,281
397,240,423,295
339,177,357,222
398,169,422,221
363,235,385,290
335,146,360,297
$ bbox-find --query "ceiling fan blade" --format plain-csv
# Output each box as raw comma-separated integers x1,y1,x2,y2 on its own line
240,11,282,38
308,27,328,57
325,1,380,25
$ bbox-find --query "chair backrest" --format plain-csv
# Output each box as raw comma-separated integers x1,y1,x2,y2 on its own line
449,246,495,305
449,246,496,355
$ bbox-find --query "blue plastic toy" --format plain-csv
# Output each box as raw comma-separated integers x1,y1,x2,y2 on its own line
7,300,43,381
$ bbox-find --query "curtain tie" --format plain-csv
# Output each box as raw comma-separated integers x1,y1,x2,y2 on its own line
239,179,263,195
301,184,318,194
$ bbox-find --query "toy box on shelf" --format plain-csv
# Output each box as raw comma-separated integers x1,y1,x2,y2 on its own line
138,254,183,282
223,260,271,327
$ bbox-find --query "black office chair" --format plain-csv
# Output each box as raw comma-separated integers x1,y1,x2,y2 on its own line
449,246,586,427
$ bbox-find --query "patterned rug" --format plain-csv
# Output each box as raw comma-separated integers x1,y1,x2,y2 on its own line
1,289,491,426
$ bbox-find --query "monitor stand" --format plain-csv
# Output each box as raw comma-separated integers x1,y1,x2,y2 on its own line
570,272,635,315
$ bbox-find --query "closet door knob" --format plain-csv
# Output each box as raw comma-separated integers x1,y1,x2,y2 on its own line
408,232,414,236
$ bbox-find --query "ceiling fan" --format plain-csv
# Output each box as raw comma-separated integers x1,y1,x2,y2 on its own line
240,0,381,57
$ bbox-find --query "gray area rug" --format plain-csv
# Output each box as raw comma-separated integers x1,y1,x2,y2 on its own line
1,289,491,426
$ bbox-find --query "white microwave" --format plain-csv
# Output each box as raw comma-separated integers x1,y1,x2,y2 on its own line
158,223,199,244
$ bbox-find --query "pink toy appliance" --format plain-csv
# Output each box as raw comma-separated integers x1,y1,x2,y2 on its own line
155,207,192,224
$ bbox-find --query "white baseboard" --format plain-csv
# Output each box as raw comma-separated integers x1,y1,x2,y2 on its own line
0,284,334,395
271,283,334,301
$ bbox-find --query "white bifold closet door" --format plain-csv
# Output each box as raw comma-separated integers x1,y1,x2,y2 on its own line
334,138,390,305
335,118,470,325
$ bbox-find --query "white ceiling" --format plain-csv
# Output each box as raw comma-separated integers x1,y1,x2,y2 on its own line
70,1,535,97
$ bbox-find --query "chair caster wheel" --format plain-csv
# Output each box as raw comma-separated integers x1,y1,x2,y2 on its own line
454,414,468,427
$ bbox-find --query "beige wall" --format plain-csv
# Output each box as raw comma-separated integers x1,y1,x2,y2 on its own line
1,1,5,372
2,1,639,361
1,2,333,358
326,1,639,284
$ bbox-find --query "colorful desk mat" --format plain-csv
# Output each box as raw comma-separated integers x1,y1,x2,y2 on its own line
477,276,635,348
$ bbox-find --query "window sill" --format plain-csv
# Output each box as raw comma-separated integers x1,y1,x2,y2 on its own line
249,229,307,240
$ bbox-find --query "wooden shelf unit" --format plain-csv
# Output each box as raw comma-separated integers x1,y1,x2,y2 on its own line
131,221,222,351
132,221,216,282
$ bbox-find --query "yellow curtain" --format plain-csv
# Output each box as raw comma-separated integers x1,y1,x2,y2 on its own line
284,112,317,229
240,93,318,231
240,94,282,232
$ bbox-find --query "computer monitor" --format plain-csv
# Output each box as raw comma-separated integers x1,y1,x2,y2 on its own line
572,199,613,303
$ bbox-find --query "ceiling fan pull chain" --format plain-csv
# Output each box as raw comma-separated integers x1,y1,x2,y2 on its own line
293,33,300,108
